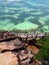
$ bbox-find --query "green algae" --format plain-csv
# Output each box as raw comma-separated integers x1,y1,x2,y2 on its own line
24,16,34,21
14,21,38,31
39,15,49,25
0,20,39,31
36,36,49,61
30,11,43,15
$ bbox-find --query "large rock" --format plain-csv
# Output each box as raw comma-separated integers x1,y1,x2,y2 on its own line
0,52,18,65
0,31,16,41
0,38,27,52
18,50,34,65
0,31,41,65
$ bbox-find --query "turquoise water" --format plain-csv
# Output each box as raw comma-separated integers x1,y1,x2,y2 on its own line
0,0,49,31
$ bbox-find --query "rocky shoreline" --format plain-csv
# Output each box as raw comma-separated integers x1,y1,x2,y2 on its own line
0,31,49,42
0,31,48,65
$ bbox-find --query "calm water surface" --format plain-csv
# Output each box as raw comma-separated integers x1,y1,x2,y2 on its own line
0,0,49,31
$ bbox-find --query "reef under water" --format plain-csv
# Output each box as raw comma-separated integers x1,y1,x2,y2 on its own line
0,0,49,32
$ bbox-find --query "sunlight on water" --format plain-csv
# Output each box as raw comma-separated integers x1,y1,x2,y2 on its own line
0,0,49,32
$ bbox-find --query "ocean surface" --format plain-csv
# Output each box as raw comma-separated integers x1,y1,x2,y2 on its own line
0,0,49,32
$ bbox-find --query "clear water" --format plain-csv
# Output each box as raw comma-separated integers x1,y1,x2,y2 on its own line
0,0,49,32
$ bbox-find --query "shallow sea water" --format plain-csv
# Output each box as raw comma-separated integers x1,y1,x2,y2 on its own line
0,0,49,32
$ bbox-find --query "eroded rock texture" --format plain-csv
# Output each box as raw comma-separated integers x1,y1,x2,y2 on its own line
0,31,42,65
18,50,34,65
32,60,42,65
0,31,16,41
0,38,27,53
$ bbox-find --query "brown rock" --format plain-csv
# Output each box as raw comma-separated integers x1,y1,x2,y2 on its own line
0,42,15,51
0,39,27,52
18,50,34,65
0,52,18,65
32,60,42,65
0,31,16,41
